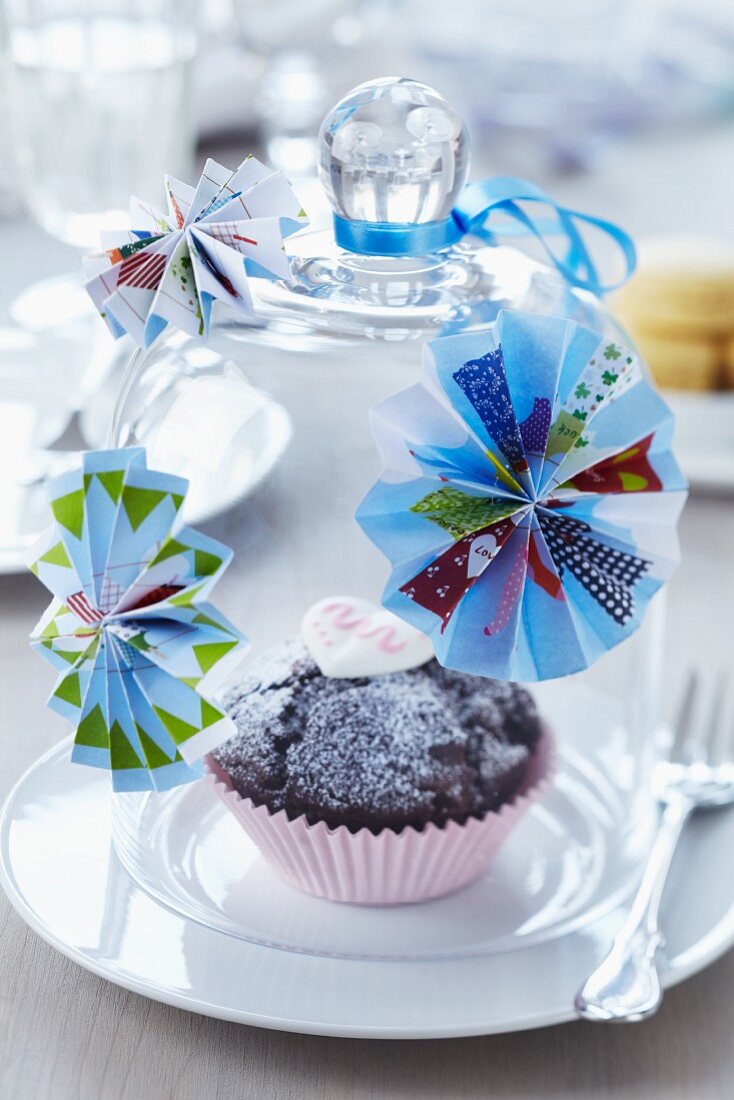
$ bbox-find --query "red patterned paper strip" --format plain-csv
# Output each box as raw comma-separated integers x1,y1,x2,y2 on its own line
399,517,516,633
117,250,167,291
483,543,527,637
562,433,662,494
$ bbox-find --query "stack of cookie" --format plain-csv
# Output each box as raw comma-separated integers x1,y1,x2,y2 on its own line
612,235,734,391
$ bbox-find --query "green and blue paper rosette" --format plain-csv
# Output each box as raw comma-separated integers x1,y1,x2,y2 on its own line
357,310,688,682
28,447,248,791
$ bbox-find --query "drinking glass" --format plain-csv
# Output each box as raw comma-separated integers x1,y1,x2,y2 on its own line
0,0,197,571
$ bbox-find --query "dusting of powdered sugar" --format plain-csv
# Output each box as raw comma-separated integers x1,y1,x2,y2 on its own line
214,638,541,833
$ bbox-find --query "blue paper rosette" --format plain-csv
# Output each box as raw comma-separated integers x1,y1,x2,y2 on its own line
28,448,248,790
357,310,688,682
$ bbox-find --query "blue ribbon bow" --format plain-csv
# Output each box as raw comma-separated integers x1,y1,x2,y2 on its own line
333,176,636,297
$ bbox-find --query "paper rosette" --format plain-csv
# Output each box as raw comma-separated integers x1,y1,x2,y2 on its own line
357,310,688,682
84,155,306,347
28,448,248,791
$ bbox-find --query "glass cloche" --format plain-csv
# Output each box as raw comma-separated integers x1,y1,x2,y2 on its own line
106,78,678,958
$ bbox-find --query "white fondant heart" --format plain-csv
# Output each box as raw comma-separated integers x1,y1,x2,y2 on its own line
302,596,434,679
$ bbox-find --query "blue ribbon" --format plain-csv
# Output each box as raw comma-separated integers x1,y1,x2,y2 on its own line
333,176,636,297
333,216,463,258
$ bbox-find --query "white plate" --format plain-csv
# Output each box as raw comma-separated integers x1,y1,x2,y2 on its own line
109,685,656,960
0,372,291,575
2,737,734,1038
666,390,734,491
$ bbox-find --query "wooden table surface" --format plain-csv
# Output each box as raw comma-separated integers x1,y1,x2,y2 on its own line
2,123,734,1098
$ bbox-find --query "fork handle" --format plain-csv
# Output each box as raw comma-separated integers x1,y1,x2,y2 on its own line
575,795,694,1022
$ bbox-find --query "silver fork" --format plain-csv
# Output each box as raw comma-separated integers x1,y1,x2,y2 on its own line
575,671,734,1022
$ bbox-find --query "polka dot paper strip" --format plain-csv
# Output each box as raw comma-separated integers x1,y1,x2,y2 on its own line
357,310,688,682
28,448,248,791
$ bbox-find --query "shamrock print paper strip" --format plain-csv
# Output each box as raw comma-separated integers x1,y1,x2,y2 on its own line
28,448,248,791
357,310,688,682
83,154,307,347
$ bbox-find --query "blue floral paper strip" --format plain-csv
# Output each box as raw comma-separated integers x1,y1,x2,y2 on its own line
83,154,307,347
357,310,688,682
28,448,248,790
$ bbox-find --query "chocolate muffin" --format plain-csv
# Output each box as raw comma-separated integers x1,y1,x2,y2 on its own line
212,639,542,834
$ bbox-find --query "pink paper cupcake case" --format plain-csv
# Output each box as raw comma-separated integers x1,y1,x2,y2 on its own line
204,728,554,906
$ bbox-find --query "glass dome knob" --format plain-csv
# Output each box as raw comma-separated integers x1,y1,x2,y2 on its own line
317,77,470,226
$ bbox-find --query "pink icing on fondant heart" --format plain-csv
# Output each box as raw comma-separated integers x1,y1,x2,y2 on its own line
321,602,407,653
302,596,434,678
